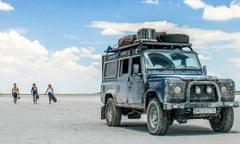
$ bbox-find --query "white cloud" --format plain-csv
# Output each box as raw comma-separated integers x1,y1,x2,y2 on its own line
229,58,240,69
102,28,124,35
0,0,14,11
184,0,240,21
90,21,176,36
0,30,101,93
184,0,206,9
90,21,240,50
141,0,159,5
198,54,211,60
5,28,28,35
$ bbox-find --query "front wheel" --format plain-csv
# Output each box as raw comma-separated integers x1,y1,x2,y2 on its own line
209,107,234,132
105,98,122,126
146,98,169,135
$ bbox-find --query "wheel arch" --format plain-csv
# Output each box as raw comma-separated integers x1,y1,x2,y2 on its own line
145,90,164,112
103,89,118,104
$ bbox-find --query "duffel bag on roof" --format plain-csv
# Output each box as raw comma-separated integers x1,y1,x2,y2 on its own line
118,34,136,47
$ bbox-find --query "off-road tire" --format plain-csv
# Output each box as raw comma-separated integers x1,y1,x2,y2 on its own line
105,98,122,126
146,98,169,135
161,34,189,43
209,107,234,132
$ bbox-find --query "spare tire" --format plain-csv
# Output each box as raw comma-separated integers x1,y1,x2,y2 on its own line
161,34,189,43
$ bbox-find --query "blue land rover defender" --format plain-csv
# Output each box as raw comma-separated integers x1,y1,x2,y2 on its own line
100,28,239,135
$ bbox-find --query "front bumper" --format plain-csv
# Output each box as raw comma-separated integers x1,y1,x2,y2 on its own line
163,101,239,110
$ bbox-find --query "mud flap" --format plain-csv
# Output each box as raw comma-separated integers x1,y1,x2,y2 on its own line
101,105,106,119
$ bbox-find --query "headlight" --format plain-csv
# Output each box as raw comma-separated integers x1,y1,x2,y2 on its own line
195,86,201,95
221,86,227,94
167,82,185,102
218,79,235,101
206,86,213,94
168,84,183,95
174,86,182,95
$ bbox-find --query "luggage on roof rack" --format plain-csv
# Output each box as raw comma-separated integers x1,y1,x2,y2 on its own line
115,28,190,52
137,28,156,40
155,32,167,42
118,34,136,47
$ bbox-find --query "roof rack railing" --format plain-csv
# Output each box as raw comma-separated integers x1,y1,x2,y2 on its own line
105,28,192,53
105,41,192,53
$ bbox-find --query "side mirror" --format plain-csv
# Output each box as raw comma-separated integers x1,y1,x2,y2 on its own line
133,64,140,74
203,65,207,75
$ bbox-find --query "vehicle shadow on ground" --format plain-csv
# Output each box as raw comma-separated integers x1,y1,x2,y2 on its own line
167,125,239,136
120,122,147,133
119,122,239,136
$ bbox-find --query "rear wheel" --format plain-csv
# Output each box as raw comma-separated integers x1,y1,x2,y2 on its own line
105,98,122,126
146,98,169,135
209,107,234,132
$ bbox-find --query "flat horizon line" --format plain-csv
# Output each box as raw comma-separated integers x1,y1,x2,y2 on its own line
0,92,100,96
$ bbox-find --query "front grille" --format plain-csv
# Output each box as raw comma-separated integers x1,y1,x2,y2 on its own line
190,84,218,102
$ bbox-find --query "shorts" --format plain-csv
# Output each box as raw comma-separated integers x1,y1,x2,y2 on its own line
48,92,53,97
12,93,18,99
32,91,37,96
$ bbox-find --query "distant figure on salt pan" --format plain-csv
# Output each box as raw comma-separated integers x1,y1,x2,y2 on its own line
31,83,39,104
45,84,57,104
11,83,20,104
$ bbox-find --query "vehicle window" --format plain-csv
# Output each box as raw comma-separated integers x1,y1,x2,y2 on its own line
144,50,201,69
132,57,141,74
104,61,117,78
148,53,174,68
120,59,129,75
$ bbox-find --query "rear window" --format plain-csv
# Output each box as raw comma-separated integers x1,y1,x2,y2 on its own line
104,61,118,78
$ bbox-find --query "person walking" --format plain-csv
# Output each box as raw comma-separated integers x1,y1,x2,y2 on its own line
45,84,57,104
31,83,39,104
12,83,20,104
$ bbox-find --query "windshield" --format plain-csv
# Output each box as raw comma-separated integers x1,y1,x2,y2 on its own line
144,50,201,70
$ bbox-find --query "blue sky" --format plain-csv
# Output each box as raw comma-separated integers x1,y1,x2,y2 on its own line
0,0,240,93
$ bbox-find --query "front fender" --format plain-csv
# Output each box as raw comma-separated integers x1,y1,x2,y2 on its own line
102,89,118,104
144,88,164,110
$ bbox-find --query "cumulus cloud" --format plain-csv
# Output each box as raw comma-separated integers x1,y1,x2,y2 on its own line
141,0,159,5
90,21,176,35
184,0,240,21
90,21,240,50
198,54,211,60
102,28,124,35
0,30,101,93
0,0,14,11
229,58,240,69
184,0,207,9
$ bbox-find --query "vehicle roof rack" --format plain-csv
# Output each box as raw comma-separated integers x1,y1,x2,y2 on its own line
105,41,193,53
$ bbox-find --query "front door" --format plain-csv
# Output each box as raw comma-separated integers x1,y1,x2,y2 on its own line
117,58,130,104
128,56,144,104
